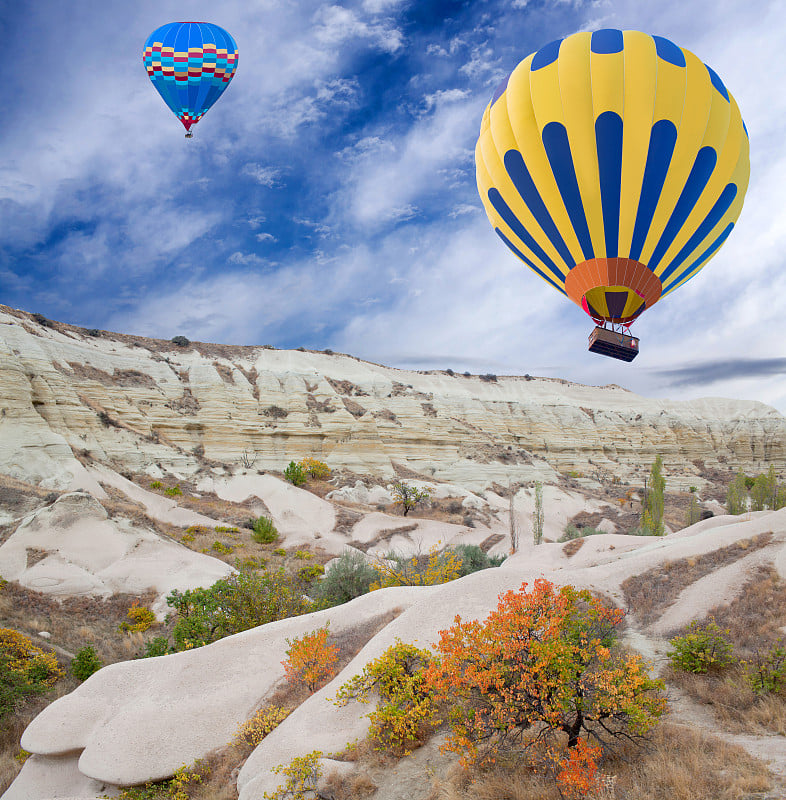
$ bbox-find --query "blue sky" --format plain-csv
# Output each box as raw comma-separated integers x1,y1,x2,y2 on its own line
2,0,785,412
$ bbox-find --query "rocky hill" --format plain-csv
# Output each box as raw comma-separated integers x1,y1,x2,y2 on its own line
2,305,784,494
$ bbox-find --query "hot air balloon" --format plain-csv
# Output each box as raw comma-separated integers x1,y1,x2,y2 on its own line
143,22,238,138
476,29,749,361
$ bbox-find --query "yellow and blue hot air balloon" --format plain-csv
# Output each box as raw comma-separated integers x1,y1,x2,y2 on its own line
476,29,749,361
143,22,239,138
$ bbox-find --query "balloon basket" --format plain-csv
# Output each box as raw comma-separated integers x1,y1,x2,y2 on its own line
588,326,639,362
185,131,194,138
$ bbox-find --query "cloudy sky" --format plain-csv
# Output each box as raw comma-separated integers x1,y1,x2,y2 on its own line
1,0,784,411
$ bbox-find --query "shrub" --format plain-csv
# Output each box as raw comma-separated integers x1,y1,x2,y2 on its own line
726,470,748,515
450,544,506,576
120,602,157,633
273,548,286,557
164,486,182,497
370,544,462,589
171,336,190,347
211,541,234,555
142,636,170,658
669,620,734,674
283,625,339,693
235,705,291,748
391,482,431,516
214,525,239,533
0,628,63,721
251,516,279,544
149,481,163,490
284,461,307,486
298,564,324,582
166,569,313,651
560,525,605,542
294,550,312,560
335,640,438,752
263,751,323,800
312,549,379,606
743,642,786,695
299,457,331,480
426,580,666,773
479,373,497,382
71,646,102,681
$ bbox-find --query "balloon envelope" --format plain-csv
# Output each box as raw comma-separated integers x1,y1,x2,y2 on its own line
143,22,238,133
475,29,749,326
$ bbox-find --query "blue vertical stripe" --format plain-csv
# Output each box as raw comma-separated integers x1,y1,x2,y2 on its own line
629,120,678,262
648,146,718,271
503,150,576,270
541,122,594,261
494,229,567,295
662,223,734,293
659,183,737,283
595,112,623,259
488,189,566,281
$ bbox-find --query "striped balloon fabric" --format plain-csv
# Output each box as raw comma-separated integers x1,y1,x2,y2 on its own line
143,22,238,135
476,29,749,326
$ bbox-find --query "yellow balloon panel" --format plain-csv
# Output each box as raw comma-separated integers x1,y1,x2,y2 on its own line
476,28,750,324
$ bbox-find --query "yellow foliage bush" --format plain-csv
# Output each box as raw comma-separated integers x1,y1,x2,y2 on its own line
299,457,331,480
0,628,62,687
234,705,291,747
119,602,157,633
370,544,462,589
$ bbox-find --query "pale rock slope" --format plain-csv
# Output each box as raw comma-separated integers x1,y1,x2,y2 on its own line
0,492,233,617
2,306,784,492
6,509,786,800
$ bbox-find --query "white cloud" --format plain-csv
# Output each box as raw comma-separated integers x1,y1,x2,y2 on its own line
241,164,283,187
313,4,404,53
256,233,278,243
228,252,265,266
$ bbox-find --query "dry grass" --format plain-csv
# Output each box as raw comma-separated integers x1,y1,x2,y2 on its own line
666,565,786,735
562,538,585,558
621,532,772,627
427,724,771,800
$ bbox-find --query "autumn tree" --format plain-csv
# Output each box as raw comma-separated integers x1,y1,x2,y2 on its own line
425,580,666,777
391,482,431,516
282,625,339,693
726,470,748,515
370,544,462,589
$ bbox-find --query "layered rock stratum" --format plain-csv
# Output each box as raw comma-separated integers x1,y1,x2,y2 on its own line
2,305,784,492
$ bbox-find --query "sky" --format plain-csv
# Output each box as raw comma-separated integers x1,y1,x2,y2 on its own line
1,0,785,412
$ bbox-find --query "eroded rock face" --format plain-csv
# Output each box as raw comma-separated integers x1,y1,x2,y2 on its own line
0,492,233,615
2,306,785,491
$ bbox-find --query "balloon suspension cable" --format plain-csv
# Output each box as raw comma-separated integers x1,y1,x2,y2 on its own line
601,319,633,343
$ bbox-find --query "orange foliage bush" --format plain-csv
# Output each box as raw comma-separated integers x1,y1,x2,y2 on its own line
426,579,666,791
282,625,339,693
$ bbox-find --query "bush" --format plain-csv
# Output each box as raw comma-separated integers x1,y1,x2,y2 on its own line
479,373,497,382
142,637,170,658
120,602,157,633
370,545,462,589
263,751,323,800
0,628,63,721
560,524,605,542
166,569,314,651
235,705,291,747
426,580,666,776
450,544,506,576
251,516,279,544
743,642,786,695
71,646,102,681
284,461,307,486
149,481,163,490
283,625,339,693
299,457,330,479
335,640,438,752
312,549,379,606
391,482,430,516
170,336,190,347
164,486,182,497
669,620,734,674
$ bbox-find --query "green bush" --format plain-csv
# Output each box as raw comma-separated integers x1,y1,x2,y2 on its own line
71,646,102,681
0,629,62,721
284,461,307,486
166,569,314,651
141,637,170,658
743,642,786,695
559,524,605,542
312,549,379,606
251,516,279,544
450,544,506,576
164,486,182,497
669,620,734,674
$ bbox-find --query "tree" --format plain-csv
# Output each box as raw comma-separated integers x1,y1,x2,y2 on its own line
641,456,665,535
751,473,770,512
282,625,339,693
370,544,462,589
284,461,307,486
726,470,748,515
686,492,701,527
391,482,431,516
166,569,313,651
426,580,665,771
312,549,379,606
533,481,544,545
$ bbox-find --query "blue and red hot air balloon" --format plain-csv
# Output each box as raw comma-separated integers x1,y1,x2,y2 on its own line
476,30,750,361
143,22,238,137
